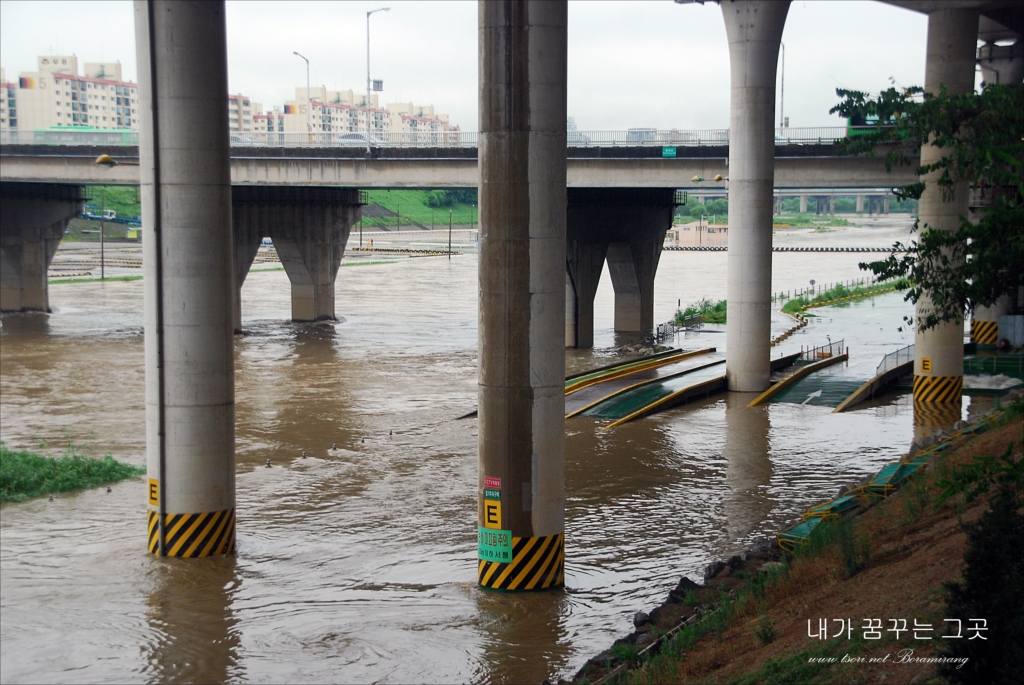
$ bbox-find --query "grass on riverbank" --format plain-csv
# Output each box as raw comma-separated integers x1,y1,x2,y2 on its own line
772,214,851,228
781,278,911,315
675,298,727,325
581,398,1023,685
362,189,478,229
0,441,145,503
49,274,143,284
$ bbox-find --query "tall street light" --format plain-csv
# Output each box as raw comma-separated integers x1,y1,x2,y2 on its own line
366,6,390,154
778,42,786,129
294,51,311,142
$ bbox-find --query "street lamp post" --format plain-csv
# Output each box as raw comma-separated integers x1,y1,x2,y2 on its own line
779,42,786,129
293,51,311,142
366,7,390,154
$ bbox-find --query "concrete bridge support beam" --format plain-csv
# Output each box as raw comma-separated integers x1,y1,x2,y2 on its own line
913,7,978,416
136,0,236,556
231,198,264,333
477,0,567,591
565,188,674,346
234,187,360,324
722,0,790,392
856,194,864,213
564,240,607,349
799,194,807,213
0,183,83,312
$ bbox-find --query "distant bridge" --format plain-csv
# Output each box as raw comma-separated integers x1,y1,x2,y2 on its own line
0,128,918,190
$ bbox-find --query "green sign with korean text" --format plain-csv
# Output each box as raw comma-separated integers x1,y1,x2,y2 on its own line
662,146,677,158
484,488,501,500
478,527,513,563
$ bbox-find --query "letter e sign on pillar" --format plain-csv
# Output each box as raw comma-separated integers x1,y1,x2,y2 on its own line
484,500,502,530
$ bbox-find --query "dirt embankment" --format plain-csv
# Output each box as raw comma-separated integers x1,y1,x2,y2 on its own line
570,401,1023,685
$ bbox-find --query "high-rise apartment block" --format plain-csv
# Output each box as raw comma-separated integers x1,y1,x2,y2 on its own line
1,68,16,131
9,55,138,130
282,86,458,140
228,93,262,132
1,56,461,136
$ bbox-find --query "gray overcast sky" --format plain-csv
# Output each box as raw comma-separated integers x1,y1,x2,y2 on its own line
1,1,944,131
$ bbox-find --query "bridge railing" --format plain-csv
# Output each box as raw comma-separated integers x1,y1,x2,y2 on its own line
0,126,881,149
876,344,914,377
801,339,845,362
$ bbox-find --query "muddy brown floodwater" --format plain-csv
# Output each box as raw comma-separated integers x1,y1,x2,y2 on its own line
0,238,984,683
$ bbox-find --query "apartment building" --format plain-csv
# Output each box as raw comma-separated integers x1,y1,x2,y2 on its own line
387,101,455,141
228,93,262,132
279,86,457,139
253,108,285,133
13,55,137,129
0,68,16,131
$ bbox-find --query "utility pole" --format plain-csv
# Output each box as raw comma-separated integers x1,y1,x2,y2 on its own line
99,188,105,280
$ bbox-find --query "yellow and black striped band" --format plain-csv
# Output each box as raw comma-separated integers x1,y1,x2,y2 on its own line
970,320,998,345
912,374,963,404
478,532,564,591
148,508,235,557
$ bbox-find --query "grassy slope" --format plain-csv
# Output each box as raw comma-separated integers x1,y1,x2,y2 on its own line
1,442,145,502
676,299,727,325
362,189,478,229
581,403,1023,685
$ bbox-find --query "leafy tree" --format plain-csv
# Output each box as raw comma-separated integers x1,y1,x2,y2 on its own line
830,83,1024,330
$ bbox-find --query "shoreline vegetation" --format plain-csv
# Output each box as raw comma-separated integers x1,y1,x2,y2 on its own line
674,299,727,325
0,441,145,503
569,393,1023,685
781,278,912,316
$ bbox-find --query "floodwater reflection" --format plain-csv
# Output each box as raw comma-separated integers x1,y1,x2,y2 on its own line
144,558,242,684
474,586,572,684
722,395,772,542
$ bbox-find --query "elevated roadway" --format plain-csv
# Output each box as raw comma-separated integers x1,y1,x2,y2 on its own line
0,141,919,190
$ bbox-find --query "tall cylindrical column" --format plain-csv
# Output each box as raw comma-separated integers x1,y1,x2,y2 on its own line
136,0,235,557
722,0,790,392
856,194,864,213
477,0,566,591
913,8,978,411
799,194,807,213
971,296,1012,345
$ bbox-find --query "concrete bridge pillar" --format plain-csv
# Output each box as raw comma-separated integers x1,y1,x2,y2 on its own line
232,187,361,324
856,194,864,212
799,194,807,213
970,295,1012,345
913,7,978,413
0,182,84,312
722,0,790,392
477,0,566,591
565,188,674,346
564,240,607,349
883,194,890,214
136,0,236,556
829,196,836,215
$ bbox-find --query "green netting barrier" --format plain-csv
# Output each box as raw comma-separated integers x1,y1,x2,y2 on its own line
582,362,725,420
